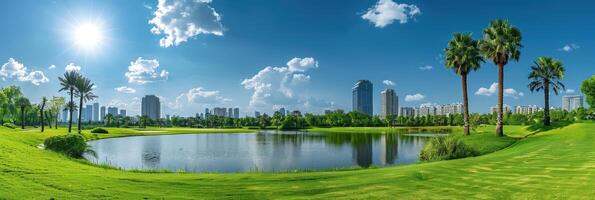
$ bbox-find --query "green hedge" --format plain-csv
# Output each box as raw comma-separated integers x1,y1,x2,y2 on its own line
420,136,477,161
90,127,109,134
44,134,95,158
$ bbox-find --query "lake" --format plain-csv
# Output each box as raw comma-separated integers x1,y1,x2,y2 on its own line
85,131,442,173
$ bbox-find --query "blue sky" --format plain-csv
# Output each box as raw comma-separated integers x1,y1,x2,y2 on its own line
0,0,593,117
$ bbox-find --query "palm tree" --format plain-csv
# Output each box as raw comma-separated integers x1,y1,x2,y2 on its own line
445,33,484,135
59,71,81,133
40,97,47,132
104,113,114,127
74,77,97,134
528,57,565,126
16,97,30,129
480,19,522,137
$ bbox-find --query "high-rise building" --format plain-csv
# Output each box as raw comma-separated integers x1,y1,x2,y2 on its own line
92,103,99,122
141,95,161,120
352,80,373,115
85,105,93,121
436,103,464,116
61,108,68,122
514,105,541,114
107,107,119,116
204,108,210,118
100,106,106,121
213,107,227,117
233,107,240,118
279,107,286,116
380,89,398,118
562,95,584,111
228,108,233,118
255,111,261,117
120,109,126,117
400,107,415,117
419,104,436,117
490,105,511,114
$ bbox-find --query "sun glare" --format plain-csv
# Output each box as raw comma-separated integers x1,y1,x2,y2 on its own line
73,22,104,50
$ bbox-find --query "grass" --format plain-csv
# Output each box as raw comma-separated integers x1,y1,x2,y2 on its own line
1,123,594,199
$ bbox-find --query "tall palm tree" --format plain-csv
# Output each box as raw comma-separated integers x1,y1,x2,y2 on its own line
74,77,97,134
445,33,484,136
16,97,30,129
528,57,565,126
59,71,81,133
40,97,47,132
480,19,522,137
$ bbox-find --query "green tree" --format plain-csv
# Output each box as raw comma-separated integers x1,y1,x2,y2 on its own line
74,77,97,134
480,19,522,137
16,96,30,129
528,57,565,126
49,96,65,129
445,32,484,135
58,71,81,133
581,75,595,108
40,97,47,132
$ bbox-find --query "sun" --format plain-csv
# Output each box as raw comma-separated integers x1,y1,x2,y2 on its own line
72,22,104,50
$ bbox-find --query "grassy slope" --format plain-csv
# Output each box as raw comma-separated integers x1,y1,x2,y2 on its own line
0,123,594,199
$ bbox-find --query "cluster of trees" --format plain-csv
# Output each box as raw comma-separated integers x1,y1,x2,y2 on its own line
58,71,97,134
0,86,65,130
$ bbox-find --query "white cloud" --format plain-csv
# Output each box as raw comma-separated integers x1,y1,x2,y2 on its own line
115,86,136,94
48,64,56,69
405,93,425,102
475,82,523,99
419,65,433,70
565,89,575,94
149,0,224,47
382,80,395,86
65,63,81,72
0,58,49,85
242,57,323,112
169,87,231,110
108,97,142,115
559,44,579,52
361,0,421,28
125,57,169,84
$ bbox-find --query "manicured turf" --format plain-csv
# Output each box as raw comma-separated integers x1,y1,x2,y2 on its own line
1,123,594,199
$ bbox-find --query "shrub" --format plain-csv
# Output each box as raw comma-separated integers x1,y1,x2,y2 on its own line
420,136,477,161
3,122,17,129
44,134,95,158
90,127,109,134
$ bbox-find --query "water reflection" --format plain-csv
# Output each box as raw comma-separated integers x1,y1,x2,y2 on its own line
86,131,440,173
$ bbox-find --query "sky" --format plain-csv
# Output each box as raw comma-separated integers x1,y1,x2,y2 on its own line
0,0,593,117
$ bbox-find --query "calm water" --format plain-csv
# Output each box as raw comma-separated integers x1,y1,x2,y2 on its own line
85,131,441,173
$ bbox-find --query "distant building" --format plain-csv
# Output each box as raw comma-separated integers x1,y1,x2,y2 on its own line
419,104,436,117
204,108,210,118
291,110,302,116
490,105,511,114
255,111,261,117
279,107,286,116
92,103,99,122
514,105,541,115
213,107,227,117
233,107,240,118
141,95,161,120
100,106,106,121
120,109,126,117
352,80,373,115
380,89,398,118
107,107,118,116
562,95,584,111
400,107,415,117
61,108,68,122
436,103,463,116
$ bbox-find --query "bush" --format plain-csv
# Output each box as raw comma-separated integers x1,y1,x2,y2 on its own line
90,127,109,134
44,134,95,158
3,122,17,129
420,136,477,161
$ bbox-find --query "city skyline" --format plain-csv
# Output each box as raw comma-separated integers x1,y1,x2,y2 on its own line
0,0,593,117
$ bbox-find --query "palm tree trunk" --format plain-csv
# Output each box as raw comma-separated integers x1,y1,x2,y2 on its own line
68,88,74,133
40,108,45,132
544,80,550,126
47,111,52,129
78,96,83,134
55,112,59,129
496,63,504,137
462,74,470,136
20,107,25,129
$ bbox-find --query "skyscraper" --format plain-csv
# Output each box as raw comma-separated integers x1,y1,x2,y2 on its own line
228,108,233,118
400,107,415,117
92,103,99,122
352,80,373,115
120,109,126,117
100,106,106,121
233,107,240,118
213,107,227,117
380,89,398,117
85,105,93,121
562,95,584,111
279,107,286,116
141,95,161,120
107,107,119,116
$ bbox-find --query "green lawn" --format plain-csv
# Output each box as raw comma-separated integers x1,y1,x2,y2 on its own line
1,123,594,199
